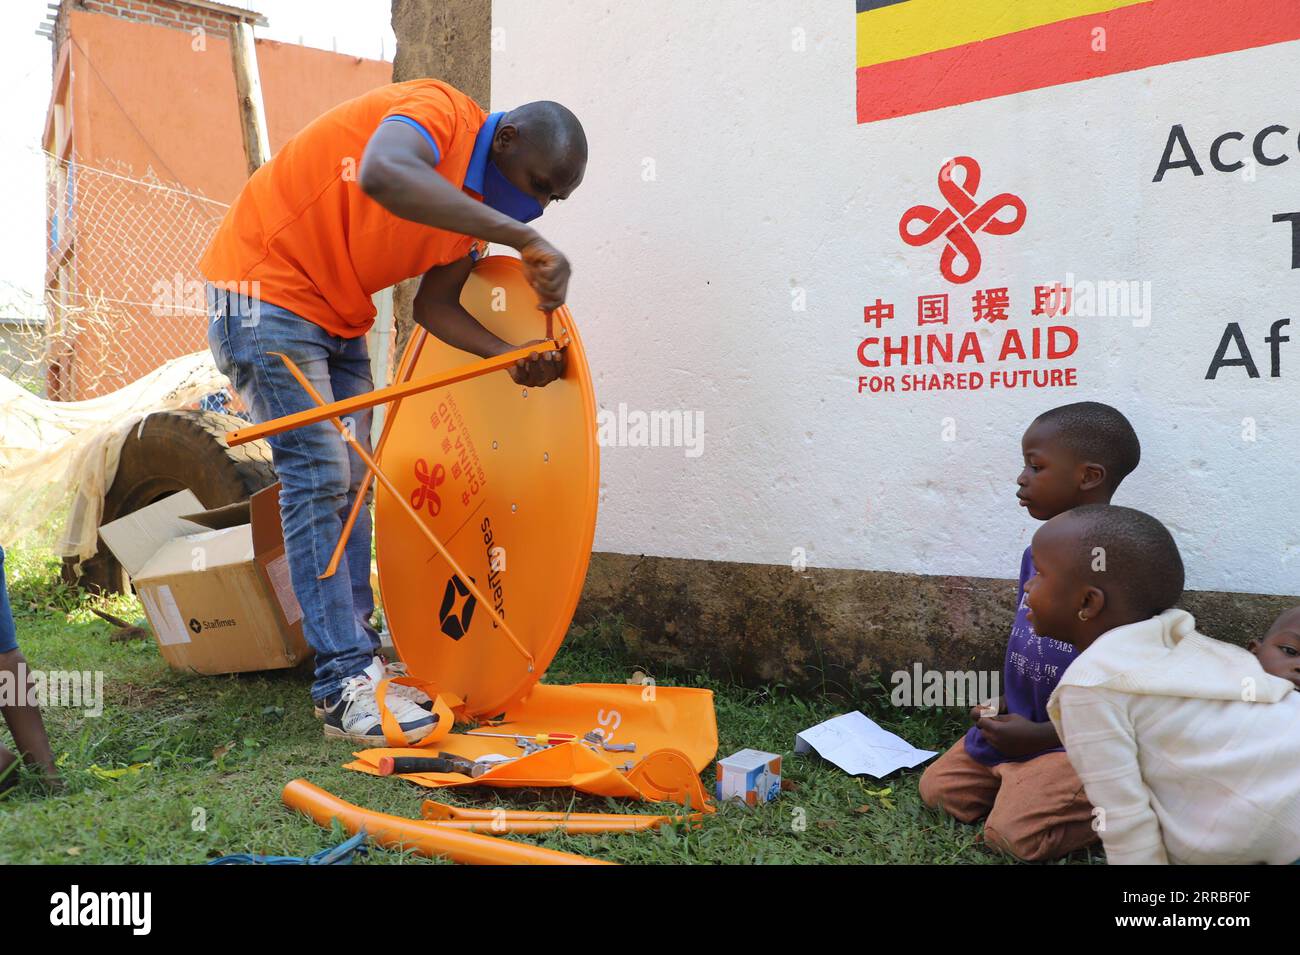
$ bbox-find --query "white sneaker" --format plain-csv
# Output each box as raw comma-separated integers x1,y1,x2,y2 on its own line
313,656,433,718
320,659,439,746
379,659,435,712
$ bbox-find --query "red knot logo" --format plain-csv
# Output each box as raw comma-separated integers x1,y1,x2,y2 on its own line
899,157,1026,284
411,458,445,515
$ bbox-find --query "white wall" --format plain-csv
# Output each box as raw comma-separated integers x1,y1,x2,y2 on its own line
492,0,1300,596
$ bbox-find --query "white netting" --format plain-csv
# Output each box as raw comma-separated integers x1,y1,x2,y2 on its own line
0,352,230,556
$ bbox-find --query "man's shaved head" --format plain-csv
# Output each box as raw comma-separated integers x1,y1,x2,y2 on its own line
506,101,587,164
492,101,587,207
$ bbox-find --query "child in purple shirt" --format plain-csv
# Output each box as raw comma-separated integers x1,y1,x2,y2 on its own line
962,546,1079,765
919,401,1141,861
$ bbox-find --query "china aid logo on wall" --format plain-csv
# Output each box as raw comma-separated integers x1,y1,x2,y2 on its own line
898,156,1027,284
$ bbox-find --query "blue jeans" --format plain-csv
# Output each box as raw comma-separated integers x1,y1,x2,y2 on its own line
206,287,379,701
0,545,17,655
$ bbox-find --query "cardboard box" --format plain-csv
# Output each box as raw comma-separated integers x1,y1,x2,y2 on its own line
716,748,782,807
99,483,310,675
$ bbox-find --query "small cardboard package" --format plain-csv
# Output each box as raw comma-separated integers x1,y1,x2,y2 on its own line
99,483,310,675
716,748,782,807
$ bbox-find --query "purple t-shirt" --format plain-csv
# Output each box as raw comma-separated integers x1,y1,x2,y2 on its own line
963,546,1079,766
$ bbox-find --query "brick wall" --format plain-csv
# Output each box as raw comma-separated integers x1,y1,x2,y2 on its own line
72,0,256,39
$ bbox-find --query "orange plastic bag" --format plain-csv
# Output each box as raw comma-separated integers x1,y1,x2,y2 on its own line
349,740,712,810
346,682,717,807
488,682,718,771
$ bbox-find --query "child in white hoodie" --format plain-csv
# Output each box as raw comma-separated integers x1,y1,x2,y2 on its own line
1028,504,1300,865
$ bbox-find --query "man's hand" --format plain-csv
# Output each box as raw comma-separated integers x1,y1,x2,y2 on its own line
974,713,1059,758
519,237,571,312
507,339,565,387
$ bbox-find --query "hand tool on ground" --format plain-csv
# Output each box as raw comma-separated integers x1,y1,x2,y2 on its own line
466,731,577,747
467,754,519,777
582,730,636,752
377,753,516,778
377,753,473,777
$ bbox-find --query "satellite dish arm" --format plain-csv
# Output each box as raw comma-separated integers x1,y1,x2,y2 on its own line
261,349,537,671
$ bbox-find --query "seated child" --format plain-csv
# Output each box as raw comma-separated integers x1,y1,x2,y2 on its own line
1250,606,1300,690
919,401,1141,862
0,544,58,792
1039,504,1300,865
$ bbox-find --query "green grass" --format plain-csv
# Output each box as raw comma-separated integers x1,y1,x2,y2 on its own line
0,546,1100,865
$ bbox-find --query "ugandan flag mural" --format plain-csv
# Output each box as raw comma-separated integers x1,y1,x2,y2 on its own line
856,0,1300,124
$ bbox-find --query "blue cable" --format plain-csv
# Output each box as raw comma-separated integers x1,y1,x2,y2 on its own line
206,831,369,865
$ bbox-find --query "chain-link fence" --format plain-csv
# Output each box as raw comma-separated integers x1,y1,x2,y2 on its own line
0,150,250,553
34,148,233,404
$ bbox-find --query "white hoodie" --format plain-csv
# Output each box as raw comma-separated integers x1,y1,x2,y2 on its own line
1047,609,1300,865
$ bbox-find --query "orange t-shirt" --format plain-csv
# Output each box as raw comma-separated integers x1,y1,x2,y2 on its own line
200,79,489,338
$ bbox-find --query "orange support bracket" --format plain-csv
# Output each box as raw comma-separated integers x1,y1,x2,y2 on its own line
319,327,429,581
322,302,575,582
222,335,567,448
259,348,536,671
420,800,703,829
282,778,612,865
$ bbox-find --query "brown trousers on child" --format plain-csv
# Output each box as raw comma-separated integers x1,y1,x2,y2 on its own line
919,737,1098,862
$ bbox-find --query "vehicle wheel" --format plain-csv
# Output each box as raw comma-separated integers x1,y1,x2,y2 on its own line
63,409,277,594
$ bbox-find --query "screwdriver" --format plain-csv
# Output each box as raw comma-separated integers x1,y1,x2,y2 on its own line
465,731,577,746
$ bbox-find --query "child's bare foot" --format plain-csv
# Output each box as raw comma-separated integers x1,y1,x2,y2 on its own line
0,744,17,793
0,744,61,794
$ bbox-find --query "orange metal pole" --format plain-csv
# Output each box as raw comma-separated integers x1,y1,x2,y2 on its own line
224,338,564,448
421,817,671,835
282,779,612,865
320,327,429,580
421,800,701,829
267,351,535,669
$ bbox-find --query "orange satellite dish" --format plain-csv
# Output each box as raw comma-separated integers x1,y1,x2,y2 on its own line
374,256,600,717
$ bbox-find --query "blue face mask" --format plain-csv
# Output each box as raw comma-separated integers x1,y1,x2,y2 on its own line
483,157,543,223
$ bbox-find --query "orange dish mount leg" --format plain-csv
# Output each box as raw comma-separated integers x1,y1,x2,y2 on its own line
282,779,613,865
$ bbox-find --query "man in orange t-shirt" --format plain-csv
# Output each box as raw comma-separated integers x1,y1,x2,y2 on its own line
201,79,586,746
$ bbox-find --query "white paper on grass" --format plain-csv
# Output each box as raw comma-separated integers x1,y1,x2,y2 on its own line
795,711,937,779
